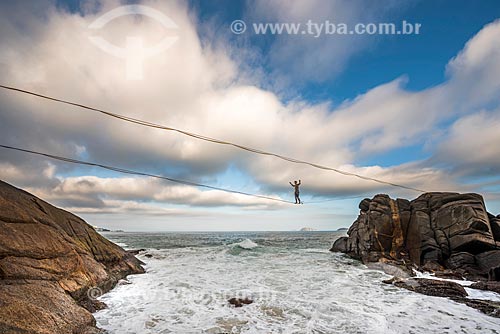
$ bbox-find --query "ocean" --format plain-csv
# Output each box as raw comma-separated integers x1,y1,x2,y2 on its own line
95,231,500,333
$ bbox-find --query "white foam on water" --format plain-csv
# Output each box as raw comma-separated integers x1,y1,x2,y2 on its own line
114,242,128,249
414,270,475,286
465,287,500,302
232,239,259,250
95,247,500,333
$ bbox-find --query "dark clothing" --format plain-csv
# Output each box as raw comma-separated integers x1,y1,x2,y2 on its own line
294,193,300,204
290,181,301,204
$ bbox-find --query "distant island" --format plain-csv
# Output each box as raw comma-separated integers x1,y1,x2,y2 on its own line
93,227,124,232
300,227,316,231
336,227,348,232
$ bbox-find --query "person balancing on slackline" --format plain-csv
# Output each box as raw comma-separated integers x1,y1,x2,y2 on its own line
289,180,302,204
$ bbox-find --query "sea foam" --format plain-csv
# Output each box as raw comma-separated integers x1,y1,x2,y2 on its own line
233,239,259,250
95,232,500,333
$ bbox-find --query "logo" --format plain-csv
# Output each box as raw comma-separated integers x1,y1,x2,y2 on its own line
87,287,103,300
88,5,179,80
230,20,247,34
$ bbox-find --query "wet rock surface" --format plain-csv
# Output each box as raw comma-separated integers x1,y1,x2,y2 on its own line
457,298,500,318
470,281,500,294
391,278,468,298
228,297,254,307
332,192,500,316
0,181,144,334
332,192,500,281
383,277,500,318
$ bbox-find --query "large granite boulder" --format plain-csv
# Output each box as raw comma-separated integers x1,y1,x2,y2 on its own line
408,193,496,264
0,180,144,334
339,195,411,263
332,192,500,281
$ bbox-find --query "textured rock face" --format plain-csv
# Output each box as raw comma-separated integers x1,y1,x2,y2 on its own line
334,194,411,263
408,193,496,264
392,278,468,298
470,281,500,294
332,192,500,280
0,181,144,334
383,277,500,318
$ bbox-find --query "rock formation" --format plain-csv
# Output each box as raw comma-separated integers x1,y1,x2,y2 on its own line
390,277,468,298
331,192,500,317
228,297,254,308
331,192,500,281
383,277,500,317
0,180,144,334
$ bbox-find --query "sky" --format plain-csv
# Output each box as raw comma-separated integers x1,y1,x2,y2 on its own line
0,0,500,231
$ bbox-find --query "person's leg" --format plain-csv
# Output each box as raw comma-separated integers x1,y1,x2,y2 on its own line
295,193,299,204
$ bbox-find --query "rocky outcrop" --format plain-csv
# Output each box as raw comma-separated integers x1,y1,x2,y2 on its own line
390,277,468,298
228,297,254,308
383,277,500,318
470,281,500,294
331,192,500,281
0,180,144,334
332,192,500,317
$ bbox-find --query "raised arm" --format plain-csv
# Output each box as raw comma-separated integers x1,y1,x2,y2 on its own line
289,182,294,187
298,180,301,186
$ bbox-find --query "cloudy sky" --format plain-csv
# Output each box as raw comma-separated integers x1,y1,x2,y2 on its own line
0,0,499,231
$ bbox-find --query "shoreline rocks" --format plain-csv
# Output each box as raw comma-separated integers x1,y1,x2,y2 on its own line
228,297,254,307
470,281,500,294
383,277,500,318
389,277,468,298
332,192,500,281
331,192,500,316
0,180,144,334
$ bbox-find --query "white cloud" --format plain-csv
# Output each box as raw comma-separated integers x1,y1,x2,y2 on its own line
44,175,287,208
0,164,287,211
0,1,499,222
444,19,500,110
433,110,500,176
